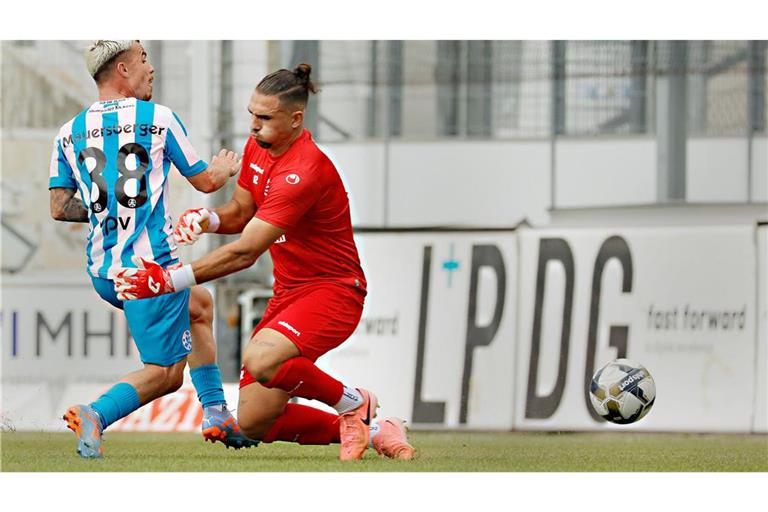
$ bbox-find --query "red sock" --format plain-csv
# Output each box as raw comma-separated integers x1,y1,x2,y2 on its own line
263,403,341,445
263,356,344,407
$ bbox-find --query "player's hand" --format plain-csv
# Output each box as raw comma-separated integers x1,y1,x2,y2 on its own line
114,256,175,300
174,207,211,245
210,148,241,178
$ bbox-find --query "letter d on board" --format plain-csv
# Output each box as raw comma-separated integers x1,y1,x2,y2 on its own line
525,238,575,419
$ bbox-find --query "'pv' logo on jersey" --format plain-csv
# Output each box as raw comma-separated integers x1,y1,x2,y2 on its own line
250,163,265,174
100,216,131,236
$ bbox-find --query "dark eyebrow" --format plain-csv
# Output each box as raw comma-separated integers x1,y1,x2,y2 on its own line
248,108,271,120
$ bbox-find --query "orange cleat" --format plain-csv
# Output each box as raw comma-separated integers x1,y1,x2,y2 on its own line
339,388,378,461
372,418,415,460
202,405,259,449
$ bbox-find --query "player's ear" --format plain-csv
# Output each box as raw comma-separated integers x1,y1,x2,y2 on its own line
290,110,304,129
115,60,130,79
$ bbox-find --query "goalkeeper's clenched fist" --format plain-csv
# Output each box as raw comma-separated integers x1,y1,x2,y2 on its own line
114,256,176,300
174,207,220,245
114,256,198,301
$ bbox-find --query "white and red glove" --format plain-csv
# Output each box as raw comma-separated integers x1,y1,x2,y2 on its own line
173,208,220,246
114,256,176,300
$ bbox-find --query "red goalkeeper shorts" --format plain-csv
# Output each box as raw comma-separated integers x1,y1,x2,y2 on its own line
239,283,365,388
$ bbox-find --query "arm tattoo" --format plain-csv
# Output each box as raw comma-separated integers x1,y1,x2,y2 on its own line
51,188,89,223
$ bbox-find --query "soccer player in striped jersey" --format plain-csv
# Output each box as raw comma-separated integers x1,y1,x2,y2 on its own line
49,40,257,458
115,64,415,461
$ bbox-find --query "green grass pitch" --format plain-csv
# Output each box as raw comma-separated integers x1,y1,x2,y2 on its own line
1,431,766,472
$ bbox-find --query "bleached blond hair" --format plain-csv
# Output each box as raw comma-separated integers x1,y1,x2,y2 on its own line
84,40,137,80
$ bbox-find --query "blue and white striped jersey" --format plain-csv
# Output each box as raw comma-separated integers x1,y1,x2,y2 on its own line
49,97,206,279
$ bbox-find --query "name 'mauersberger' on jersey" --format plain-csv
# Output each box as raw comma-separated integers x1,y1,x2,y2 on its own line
237,129,366,295
49,97,206,279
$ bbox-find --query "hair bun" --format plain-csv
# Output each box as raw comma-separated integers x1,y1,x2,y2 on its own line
294,63,312,83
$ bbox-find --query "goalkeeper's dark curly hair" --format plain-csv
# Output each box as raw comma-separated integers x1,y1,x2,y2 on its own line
256,63,319,109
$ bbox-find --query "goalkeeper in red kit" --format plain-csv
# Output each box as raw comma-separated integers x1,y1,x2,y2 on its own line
114,63,414,461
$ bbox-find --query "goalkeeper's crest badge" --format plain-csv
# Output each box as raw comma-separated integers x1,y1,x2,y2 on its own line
182,330,192,350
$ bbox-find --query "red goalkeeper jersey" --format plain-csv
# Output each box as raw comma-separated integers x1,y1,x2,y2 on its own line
236,129,366,295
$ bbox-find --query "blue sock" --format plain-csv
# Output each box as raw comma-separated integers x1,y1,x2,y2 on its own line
190,364,226,408
90,382,141,430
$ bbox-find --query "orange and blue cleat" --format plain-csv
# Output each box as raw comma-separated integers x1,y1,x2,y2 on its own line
202,406,260,449
63,405,104,459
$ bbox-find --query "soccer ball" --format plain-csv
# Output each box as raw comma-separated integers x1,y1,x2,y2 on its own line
589,358,656,424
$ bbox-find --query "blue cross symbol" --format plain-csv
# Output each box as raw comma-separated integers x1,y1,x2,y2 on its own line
442,244,460,287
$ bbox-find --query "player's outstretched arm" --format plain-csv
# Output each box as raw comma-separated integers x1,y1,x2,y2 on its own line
189,217,283,284
186,149,241,193
174,184,256,245
50,187,88,222
116,217,283,300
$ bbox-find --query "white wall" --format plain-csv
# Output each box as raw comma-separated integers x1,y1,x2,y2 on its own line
319,142,387,226
387,141,551,226
324,136,767,229
324,140,552,227
554,138,657,207
687,137,749,202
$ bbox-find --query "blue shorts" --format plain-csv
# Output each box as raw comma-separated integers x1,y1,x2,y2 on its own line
91,277,192,367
